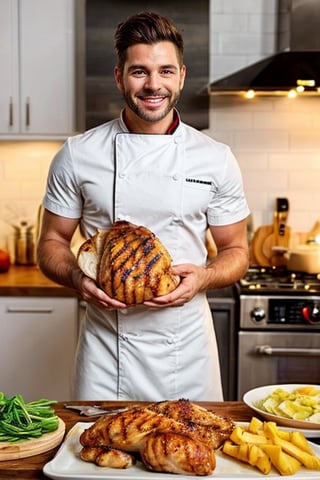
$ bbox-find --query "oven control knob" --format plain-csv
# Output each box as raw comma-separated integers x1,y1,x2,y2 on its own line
302,304,320,324
250,307,265,322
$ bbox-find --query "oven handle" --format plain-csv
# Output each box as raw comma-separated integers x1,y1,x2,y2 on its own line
255,344,320,356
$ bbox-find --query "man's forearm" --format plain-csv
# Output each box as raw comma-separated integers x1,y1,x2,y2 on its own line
37,240,83,291
204,247,249,290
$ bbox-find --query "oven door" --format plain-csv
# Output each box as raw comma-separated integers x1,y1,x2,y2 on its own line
237,331,320,399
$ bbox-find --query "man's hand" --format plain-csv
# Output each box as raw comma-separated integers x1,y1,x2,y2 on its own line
79,274,127,310
143,263,205,307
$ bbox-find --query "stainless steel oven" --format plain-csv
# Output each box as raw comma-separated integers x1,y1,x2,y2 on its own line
237,268,320,399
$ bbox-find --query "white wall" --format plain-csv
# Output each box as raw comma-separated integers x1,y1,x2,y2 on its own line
206,0,320,236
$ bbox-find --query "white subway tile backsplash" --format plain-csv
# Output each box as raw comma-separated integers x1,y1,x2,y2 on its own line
269,153,320,170
234,131,289,151
289,170,320,189
248,14,277,34
236,152,269,170
212,14,248,33
253,112,314,130
212,112,253,130
220,34,263,55
214,0,275,14
210,55,248,79
0,141,62,238
244,170,288,190
290,130,320,151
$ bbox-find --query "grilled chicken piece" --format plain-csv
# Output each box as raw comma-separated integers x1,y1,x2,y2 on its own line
80,400,235,476
80,446,135,468
142,432,216,476
149,399,234,429
77,221,180,305
148,400,234,449
80,405,193,452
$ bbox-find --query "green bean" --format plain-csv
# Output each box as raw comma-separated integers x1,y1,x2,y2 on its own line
0,392,58,443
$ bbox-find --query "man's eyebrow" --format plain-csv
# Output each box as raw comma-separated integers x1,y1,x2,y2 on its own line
127,64,179,72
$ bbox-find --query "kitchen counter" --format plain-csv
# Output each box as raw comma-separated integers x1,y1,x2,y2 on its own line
0,401,254,479
0,265,77,297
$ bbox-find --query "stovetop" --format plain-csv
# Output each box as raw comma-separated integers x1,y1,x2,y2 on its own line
239,266,320,294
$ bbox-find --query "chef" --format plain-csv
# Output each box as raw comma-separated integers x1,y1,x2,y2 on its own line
37,11,250,401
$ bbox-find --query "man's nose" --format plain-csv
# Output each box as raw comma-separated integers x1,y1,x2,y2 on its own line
144,73,160,90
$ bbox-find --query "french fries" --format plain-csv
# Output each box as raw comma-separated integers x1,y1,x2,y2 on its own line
222,417,320,476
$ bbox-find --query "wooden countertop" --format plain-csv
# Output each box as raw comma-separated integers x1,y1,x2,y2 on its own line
0,265,77,297
0,401,254,479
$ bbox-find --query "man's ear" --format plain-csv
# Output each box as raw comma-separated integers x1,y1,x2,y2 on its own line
114,66,123,92
180,64,186,90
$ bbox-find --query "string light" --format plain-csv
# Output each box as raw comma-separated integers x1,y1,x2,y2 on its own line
245,89,255,99
288,89,297,98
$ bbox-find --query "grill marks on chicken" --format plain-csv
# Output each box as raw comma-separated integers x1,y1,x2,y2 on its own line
149,399,233,429
77,221,180,305
79,399,235,476
142,432,216,476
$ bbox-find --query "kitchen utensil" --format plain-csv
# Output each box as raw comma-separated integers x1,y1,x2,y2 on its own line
64,404,131,417
0,417,65,461
262,197,290,266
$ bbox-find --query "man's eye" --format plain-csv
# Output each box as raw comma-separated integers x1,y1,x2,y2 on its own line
161,70,174,76
132,70,146,76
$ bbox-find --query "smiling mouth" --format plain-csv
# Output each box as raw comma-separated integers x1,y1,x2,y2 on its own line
138,94,169,106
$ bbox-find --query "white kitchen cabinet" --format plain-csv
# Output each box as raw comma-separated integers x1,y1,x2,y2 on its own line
0,296,78,402
0,0,74,138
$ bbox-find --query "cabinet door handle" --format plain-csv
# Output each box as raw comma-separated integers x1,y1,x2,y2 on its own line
9,97,13,126
25,97,30,127
6,307,54,314
255,344,320,356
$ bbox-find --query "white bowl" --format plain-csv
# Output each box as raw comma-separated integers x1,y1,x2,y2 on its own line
243,384,320,430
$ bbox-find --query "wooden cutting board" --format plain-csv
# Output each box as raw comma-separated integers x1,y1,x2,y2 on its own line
251,224,274,266
0,417,65,461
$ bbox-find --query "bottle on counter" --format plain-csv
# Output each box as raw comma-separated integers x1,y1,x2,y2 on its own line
14,221,36,265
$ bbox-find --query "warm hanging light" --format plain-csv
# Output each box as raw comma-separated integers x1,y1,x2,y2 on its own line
288,89,297,98
297,79,316,87
245,89,255,99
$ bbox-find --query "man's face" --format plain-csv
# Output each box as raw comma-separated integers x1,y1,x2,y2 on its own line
114,41,186,130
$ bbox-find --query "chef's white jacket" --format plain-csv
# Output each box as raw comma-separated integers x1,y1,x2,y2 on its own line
43,111,249,401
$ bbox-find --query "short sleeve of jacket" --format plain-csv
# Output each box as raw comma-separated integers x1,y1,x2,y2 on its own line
42,139,82,218
207,145,249,226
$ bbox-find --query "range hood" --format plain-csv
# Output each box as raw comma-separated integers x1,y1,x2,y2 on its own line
210,0,320,95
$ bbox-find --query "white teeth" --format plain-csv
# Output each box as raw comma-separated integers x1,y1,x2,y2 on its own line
143,97,163,102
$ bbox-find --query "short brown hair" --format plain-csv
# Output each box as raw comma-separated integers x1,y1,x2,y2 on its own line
114,11,184,72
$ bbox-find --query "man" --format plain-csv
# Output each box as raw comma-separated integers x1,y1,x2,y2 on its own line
37,11,250,401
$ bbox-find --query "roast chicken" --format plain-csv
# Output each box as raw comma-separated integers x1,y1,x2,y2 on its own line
79,399,235,476
77,220,180,305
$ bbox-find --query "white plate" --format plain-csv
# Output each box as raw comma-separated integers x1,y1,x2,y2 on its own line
243,384,320,431
43,422,320,480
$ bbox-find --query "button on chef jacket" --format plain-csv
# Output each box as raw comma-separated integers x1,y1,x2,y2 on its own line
43,110,249,401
